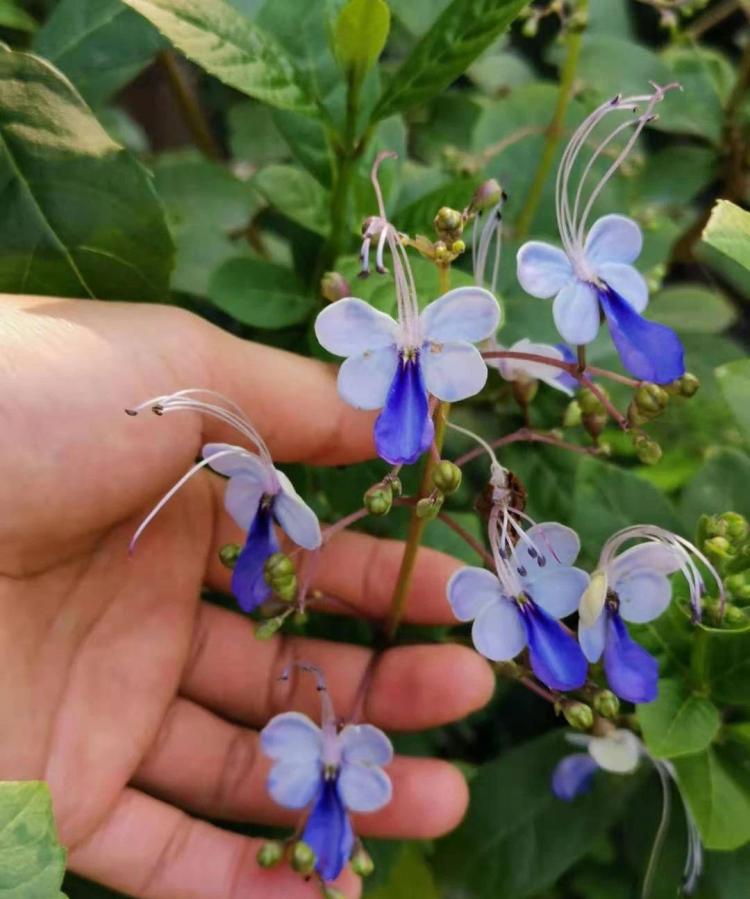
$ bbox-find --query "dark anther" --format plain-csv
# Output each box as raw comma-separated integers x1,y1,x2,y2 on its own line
124,408,138,416
152,405,164,416
358,269,370,279
501,190,508,202
527,547,537,558
538,556,547,567
517,565,528,577
376,264,387,274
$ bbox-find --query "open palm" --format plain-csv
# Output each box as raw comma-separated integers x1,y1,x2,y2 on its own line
0,296,493,899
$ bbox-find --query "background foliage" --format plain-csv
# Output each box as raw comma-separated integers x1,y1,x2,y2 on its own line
1,0,749,896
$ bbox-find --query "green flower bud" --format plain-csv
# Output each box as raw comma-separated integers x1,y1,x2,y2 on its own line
432,460,462,495
592,690,620,719
290,841,316,876
292,610,309,627
323,889,346,899
219,543,241,569
512,377,539,408
416,494,443,520
562,701,594,731
522,16,538,37
724,605,746,627
255,615,287,640
679,372,700,397
273,575,298,603
469,178,504,213
350,845,375,878
434,206,463,238
563,400,582,428
582,411,608,440
452,239,466,254
634,382,670,417
321,271,351,303
264,552,295,580
364,483,392,517
704,536,732,565
719,512,749,543
388,476,403,497
256,840,284,868
578,387,607,416
633,433,662,465
493,659,522,679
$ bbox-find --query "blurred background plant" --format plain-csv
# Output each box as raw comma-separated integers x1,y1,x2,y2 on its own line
2,0,750,896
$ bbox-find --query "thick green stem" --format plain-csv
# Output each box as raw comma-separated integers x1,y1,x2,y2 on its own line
514,0,588,240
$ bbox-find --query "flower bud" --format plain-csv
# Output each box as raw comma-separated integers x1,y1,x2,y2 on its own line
582,411,608,440
219,543,241,569
562,701,594,731
433,206,464,241
323,889,346,899
434,241,450,262
432,460,462,495
724,604,746,627
679,372,700,397
321,271,351,303
264,552,295,579
469,178,504,213
704,536,732,565
417,494,443,520
364,483,392,517
577,387,606,415
521,16,538,37
592,690,620,719
350,845,375,878
290,841,316,876
719,512,749,543
633,383,669,418
257,840,284,868
563,400,582,428
273,574,298,603
388,476,403,497
292,609,309,627
255,615,287,640
452,239,466,255
633,433,662,465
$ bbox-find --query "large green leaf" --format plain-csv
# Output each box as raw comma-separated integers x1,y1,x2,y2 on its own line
121,0,315,114
637,679,720,759
333,0,391,79
435,731,635,898
0,1,37,33
649,285,736,335
365,845,439,899
680,449,750,527
716,360,750,444
33,0,164,106
705,628,750,708
252,164,330,236
0,47,173,300
372,0,531,120
702,200,750,273
0,782,67,898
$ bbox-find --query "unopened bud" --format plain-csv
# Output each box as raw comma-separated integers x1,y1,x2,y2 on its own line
219,543,241,569
323,889,346,899
726,572,750,602
290,841,316,876
257,840,284,868
321,271,351,303
452,239,466,254
364,483,392,516
522,16,538,37
417,494,443,520
273,575,298,603
634,383,669,417
562,701,594,731
719,512,749,543
432,460,462,495
679,372,700,397
292,609,309,627
724,605,746,627
593,690,620,719
255,615,286,640
563,400,582,428
578,387,607,415
704,536,732,565
350,845,375,877
633,433,662,465
434,206,464,241
387,476,403,497
582,411,608,440
469,178,504,213
512,377,539,407
264,552,295,581
434,241,449,261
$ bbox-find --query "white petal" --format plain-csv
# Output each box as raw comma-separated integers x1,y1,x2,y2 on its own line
338,763,392,813
447,566,503,622
202,443,270,482
597,262,649,314
526,566,590,619
610,543,683,581
616,571,673,624
337,346,399,410
419,287,501,343
553,280,600,345
516,241,573,298
579,610,607,663
517,522,581,569
503,338,566,384
267,759,321,809
273,470,322,550
588,729,641,774
421,341,488,402
584,214,643,265
339,724,393,767
261,712,323,762
314,297,399,357
224,475,264,531
471,598,527,662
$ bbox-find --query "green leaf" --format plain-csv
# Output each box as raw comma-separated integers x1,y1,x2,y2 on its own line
0,47,173,300
435,731,635,898
702,200,750,273
207,257,315,328
0,782,67,898
334,0,391,78
637,679,720,759
33,0,164,106
121,0,315,114
705,628,750,709
649,285,737,335
680,449,750,527
673,744,750,850
365,845,439,899
0,1,37,33
252,164,330,236
716,359,750,444
372,0,531,120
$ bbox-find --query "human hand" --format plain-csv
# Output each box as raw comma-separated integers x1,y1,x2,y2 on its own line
0,295,493,899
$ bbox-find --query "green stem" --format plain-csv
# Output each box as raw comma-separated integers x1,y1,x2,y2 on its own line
690,628,710,692
514,0,588,240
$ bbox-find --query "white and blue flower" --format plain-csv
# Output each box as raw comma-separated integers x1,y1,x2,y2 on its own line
551,728,641,800
261,667,392,883
490,337,578,395
516,85,685,385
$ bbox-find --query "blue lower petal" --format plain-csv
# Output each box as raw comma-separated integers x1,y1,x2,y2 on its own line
231,505,278,613
521,602,588,691
551,753,599,801
598,286,685,384
603,610,659,704
302,779,355,883
374,354,434,465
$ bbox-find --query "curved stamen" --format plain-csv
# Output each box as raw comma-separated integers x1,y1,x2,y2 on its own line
279,662,337,731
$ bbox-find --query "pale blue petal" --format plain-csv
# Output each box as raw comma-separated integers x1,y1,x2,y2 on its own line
552,753,598,801
579,609,607,663
337,346,399,410
224,474,264,531
447,566,503,622
553,279,600,345
203,443,270,483
315,298,399,357
339,724,393,767
261,712,323,762
597,261,648,313
526,566,590,619
268,759,322,809
616,571,672,624
273,470,322,550
338,763,392,813
516,522,581,571
584,214,643,265
419,287,501,343
517,241,573,298
471,598,527,661
610,543,682,581
421,341,488,402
